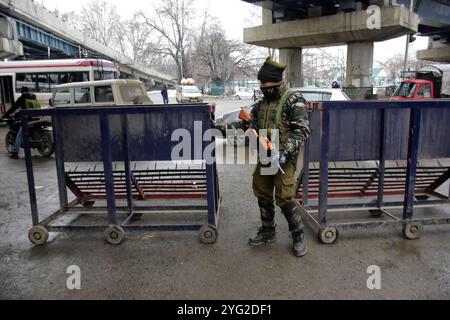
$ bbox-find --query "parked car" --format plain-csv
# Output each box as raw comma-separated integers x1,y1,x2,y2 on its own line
297,88,350,102
216,87,350,147
176,85,204,103
215,101,257,146
50,79,153,107
234,87,254,100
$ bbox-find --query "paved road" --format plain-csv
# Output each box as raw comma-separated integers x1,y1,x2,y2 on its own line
147,91,253,118
1,116,450,299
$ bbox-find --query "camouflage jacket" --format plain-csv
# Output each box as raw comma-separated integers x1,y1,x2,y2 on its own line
250,87,311,164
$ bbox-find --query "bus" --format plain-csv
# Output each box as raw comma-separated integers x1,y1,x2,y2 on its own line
0,59,120,108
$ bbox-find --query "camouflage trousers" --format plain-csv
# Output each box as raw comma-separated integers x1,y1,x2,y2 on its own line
252,162,297,208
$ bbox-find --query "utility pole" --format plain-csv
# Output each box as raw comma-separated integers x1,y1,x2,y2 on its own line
403,0,414,75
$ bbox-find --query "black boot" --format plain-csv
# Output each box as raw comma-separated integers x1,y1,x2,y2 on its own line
292,230,307,257
249,226,276,246
281,201,307,257
249,198,276,246
9,152,18,160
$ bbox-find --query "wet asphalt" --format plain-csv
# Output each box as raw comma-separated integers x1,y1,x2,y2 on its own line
1,98,450,300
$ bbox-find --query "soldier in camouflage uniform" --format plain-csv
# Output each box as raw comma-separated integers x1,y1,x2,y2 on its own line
247,57,311,257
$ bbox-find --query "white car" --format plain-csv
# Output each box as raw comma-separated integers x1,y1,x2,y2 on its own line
218,87,350,147
176,85,204,103
294,88,350,101
234,87,254,100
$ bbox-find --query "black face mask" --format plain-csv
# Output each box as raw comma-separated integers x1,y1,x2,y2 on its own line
261,86,281,101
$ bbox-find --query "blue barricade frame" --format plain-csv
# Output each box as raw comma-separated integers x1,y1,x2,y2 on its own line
20,104,221,245
297,100,450,244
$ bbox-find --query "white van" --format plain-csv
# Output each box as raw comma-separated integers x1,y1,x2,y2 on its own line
50,79,153,107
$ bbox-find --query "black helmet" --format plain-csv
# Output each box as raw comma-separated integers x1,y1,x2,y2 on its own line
21,86,29,94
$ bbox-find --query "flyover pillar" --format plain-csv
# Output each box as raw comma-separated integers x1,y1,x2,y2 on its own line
279,48,303,88
345,42,374,99
262,7,272,25
263,7,303,88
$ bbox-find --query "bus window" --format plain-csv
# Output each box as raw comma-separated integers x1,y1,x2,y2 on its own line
54,89,71,106
49,73,59,89
69,72,89,83
94,86,114,103
94,71,118,81
74,87,91,104
36,73,50,93
16,73,37,93
49,72,89,88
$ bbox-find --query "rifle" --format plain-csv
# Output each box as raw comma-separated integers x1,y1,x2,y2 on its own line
239,108,285,175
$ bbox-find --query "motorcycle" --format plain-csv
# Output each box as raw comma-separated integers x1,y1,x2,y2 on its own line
1,114,54,157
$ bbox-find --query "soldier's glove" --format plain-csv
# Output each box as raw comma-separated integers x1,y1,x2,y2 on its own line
279,151,288,167
270,151,288,175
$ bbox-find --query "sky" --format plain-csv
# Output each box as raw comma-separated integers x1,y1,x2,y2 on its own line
40,0,256,41
39,0,428,64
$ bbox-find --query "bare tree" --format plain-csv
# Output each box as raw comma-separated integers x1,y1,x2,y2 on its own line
377,53,428,82
138,0,194,80
377,54,405,82
195,18,261,85
302,48,346,87
116,14,158,65
77,0,122,49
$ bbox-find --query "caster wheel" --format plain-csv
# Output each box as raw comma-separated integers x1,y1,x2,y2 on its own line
28,225,49,246
105,225,125,245
403,222,423,240
199,226,218,244
369,209,384,217
82,201,95,208
318,226,339,245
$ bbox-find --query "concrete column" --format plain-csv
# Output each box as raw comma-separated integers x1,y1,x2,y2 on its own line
279,48,303,88
346,42,374,99
262,7,273,25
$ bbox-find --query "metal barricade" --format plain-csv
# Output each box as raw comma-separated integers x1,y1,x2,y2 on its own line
21,104,221,245
297,100,450,244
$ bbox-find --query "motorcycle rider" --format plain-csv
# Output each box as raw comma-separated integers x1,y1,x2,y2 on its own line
1,86,41,159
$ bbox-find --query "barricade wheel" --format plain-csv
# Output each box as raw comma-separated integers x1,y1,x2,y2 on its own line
105,225,125,245
199,226,218,244
28,225,49,246
318,227,339,245
403,222,423,240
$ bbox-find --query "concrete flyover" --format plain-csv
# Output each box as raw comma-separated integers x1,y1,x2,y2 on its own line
243,5,418,48
411,0,450,63
242,0,420,99
0,0,174,85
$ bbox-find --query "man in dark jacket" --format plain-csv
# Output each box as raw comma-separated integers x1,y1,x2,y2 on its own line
1,87,40,159
247,57,311,257
161,84,169,104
